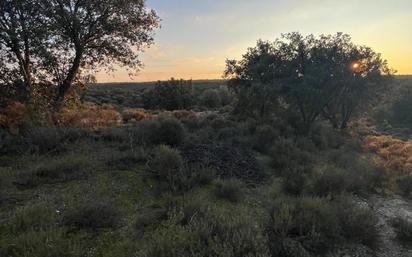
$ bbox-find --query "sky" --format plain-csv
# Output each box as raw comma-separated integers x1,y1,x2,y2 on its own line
96,0,412,82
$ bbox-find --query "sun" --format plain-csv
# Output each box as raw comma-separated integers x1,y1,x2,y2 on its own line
352,62,360,69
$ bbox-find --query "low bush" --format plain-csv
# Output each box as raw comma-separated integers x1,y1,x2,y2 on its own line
266,197,341,255
311,166,347,197
107,149,147,170
134,205,169,235
146,145,184,191
270,138,313,173
252,125,279,153
14,155,93,187
3,227,79,257
213,179,245,203
282,167,310,196
55,102,121,128
396,176,412,197
121,108,149,123
391,216,412,245
62,199,121,230
8,202,58,234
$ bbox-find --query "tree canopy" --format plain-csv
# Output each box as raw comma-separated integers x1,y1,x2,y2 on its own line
225,32,393,131
0,0,159,107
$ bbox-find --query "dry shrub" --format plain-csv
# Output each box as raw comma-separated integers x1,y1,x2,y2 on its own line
122,108,150,123
0,101,26,134
364,135,412,184
55,102,121,128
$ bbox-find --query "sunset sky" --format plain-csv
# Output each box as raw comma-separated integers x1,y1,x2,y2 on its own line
96,0,412,82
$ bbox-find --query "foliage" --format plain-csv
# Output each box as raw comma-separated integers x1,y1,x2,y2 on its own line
396,176,412,197
391,217,412,245
142,78,194,110
62,199,121,230
0,0,160,105
213,179,245,203
55,102,121,128
225,33,392,131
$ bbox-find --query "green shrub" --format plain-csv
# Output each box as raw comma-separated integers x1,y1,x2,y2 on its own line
142,78,193,110
282,167,310,196
156,117,186,146
200,89,221,108
213,179,245,203
334,197,379,248
252,125,279,153
147,145,184,191
8,202,58,234
311,166,347,197
135,205,168,235
270,138,312,173
107,149,147,170
62,199,121,230
391,216,412,245
396,176,412,197
266,197,341,255
23,127,64,154
4,228,79,257
14,155,93,188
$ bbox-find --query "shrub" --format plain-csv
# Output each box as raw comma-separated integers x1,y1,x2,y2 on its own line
0,101,26,134
200,89,221,108
133,117,186,146
334,197,379,248
266,197,341,255
55,102,121,128
122,108,149,123
22,126,63,154
270,138,312,173
396,176,412,197
4,228,79,257
213,179,245,203
311,166,347,197
62,199,121,230
142,78,193,110
252,125,279,153
107,149,147,170
156,117,186,146
14,155,92,187
282,167,310,196
8,202,58,234
146,145,184,191
391,216,412,245
134,205,168,235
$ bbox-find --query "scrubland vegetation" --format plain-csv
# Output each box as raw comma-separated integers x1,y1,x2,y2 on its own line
1,1,412,256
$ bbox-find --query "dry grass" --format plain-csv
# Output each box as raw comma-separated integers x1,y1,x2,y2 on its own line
364,135,412,184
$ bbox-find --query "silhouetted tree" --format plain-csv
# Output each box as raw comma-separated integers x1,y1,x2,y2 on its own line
225,32,392,131
1,0,159,108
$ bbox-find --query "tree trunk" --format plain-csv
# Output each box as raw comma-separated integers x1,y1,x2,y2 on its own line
55,48,83,108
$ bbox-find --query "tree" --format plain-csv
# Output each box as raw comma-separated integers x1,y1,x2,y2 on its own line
142,78,193,110
1,0,160,108
225,32,392,131
0,0,47,100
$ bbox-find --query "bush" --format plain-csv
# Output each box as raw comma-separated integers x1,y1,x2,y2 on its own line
22,126,64,154
121,108,149,123
106,149,147,170
396,176,412,197
266,197,341,255
8,202,58,234
334,197,379,248
3,228,79,257
213,179,245,203
252,125,279,153
142,78,193,110
147,145,184,191
156,117,186,146
391,216,412,245
311,166,347,197
134,205,168,235
200,89,221,108
131,117,186,146
14,155,93,187
270,138,312,173
282,167,310,196
62,199,121,230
